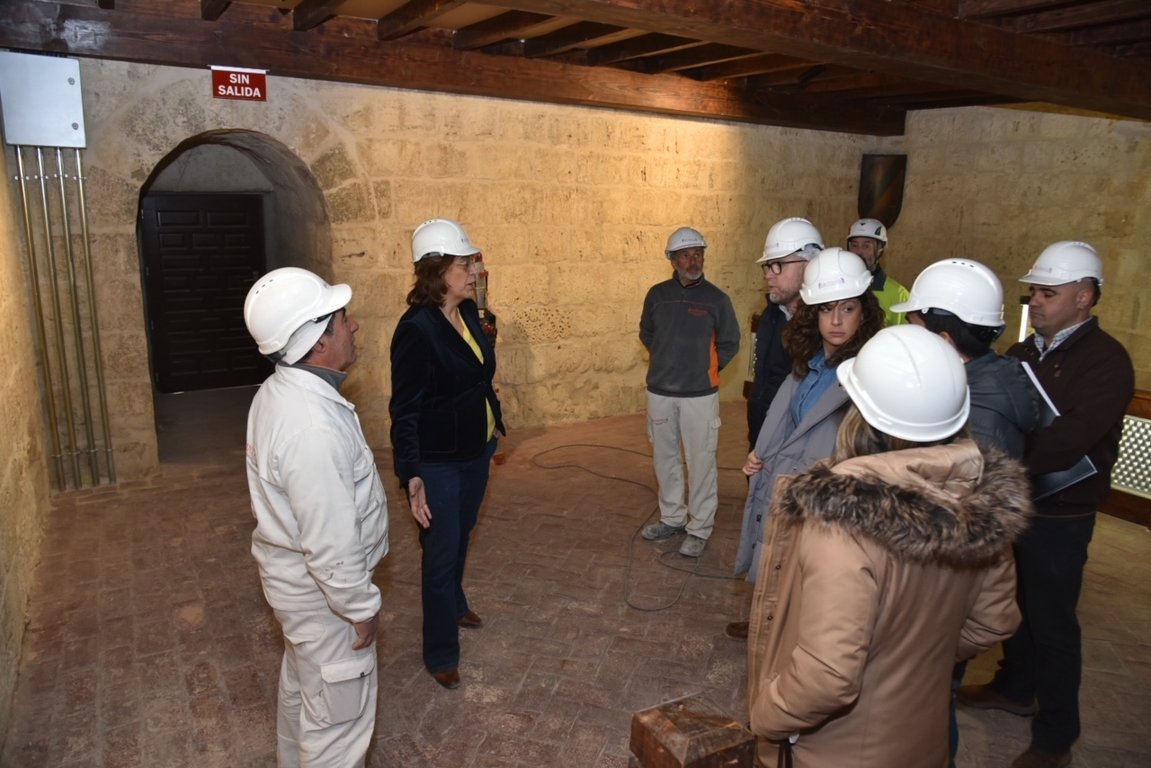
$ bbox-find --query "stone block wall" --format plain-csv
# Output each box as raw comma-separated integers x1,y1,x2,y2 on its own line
875,106,1151,376
3,61,1149,489
0,147,53,744
61,58,870,467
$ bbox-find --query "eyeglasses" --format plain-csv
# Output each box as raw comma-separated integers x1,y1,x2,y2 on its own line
763,259,806,275
452,255,477,269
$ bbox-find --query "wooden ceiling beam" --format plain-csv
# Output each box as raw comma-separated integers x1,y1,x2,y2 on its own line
494,0,1151,119
1012,0,1151,34
752,64,829,89
794,70,943,96
522,21,624,58
773,66,888,93
1066,18,1151,47
876,92,1023,109
200,0,230,22
629,44,760,75
377,0,467,42
958,0,1058,18
1117,41,1151,57
683,53,811,82
0,0,905,135
292,0,343,32
452,11,552,50
585,34,699,66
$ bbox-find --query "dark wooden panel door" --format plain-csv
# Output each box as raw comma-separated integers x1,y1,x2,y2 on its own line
140,193,272,393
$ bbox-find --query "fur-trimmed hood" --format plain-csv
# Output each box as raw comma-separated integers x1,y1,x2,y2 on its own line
776,440,1032,567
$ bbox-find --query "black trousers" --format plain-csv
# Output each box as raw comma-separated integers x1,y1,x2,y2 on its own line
992,513,1095,753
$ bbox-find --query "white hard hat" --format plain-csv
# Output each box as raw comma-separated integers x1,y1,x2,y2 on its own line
890,259,1005,327
665,226,707,258
411,218,481,263
799,247,873,305
244,267,352,365
759,217,824,264
1019,241,1103,286
837,325,970,443
847,218,888,246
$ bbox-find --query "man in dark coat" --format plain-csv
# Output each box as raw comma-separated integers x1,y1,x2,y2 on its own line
746,217,824,448
958,241,1135,768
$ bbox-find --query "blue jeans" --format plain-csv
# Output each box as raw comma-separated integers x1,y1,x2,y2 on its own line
418,438,497,673
991,513,1095,753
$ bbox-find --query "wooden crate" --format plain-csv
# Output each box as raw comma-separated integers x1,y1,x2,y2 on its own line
630,694,754,768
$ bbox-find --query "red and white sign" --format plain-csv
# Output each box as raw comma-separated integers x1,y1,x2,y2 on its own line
210,67,267,101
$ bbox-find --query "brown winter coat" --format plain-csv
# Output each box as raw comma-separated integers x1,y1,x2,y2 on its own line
747,440,1032,768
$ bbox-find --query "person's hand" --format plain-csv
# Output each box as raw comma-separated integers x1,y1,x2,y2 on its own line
351,613,379,650
408,477,431,528
742,451,764,477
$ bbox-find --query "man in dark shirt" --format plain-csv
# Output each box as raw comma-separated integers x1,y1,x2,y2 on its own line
728,217,822,640
746,217,824,449
958,241,1134,768
639,226,740,558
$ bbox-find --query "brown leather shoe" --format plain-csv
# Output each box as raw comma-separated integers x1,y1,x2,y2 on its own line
956,683,1037,716
431,668,460,689
1011,746,1071,768
458,610,483,629
725,621,749,639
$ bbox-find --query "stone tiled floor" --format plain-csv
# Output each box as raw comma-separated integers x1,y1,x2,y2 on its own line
3,392,1150,767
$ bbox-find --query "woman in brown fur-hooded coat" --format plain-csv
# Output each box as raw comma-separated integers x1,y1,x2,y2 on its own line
747,327,1033,768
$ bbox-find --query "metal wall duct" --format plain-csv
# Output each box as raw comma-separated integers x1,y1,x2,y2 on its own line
10,146,115,488
2,51,113,488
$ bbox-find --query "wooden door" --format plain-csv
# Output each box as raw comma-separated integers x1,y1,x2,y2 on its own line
140,193,272,393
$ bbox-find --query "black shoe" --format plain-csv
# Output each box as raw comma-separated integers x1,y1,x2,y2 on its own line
725,621,749,639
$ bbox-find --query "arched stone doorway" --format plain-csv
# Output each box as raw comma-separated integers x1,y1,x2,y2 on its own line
137,130,331,465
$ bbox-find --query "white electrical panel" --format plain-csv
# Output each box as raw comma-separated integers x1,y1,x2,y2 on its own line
0,50,87,148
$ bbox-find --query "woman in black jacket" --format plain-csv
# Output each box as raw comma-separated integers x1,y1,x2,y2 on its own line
389,218,505,689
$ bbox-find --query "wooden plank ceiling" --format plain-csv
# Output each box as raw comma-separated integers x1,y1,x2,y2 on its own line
1,0,1149,136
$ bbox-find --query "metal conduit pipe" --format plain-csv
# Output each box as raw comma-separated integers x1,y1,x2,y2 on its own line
74,150,116,483
55,147,100,484
14,146,65,488
35,147,81,487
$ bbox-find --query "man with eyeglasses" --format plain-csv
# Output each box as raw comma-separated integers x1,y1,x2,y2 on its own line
724,217,824,640
639,226,740,558
746,217,825,450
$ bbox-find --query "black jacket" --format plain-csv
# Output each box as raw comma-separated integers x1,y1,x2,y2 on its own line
389,300,505,485
1008,317,1133,515
746,301,791,448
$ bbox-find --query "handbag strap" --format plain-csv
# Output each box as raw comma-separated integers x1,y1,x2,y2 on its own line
776,739,794,768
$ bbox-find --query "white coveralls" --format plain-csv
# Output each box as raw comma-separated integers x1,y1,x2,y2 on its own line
246,365,390,768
